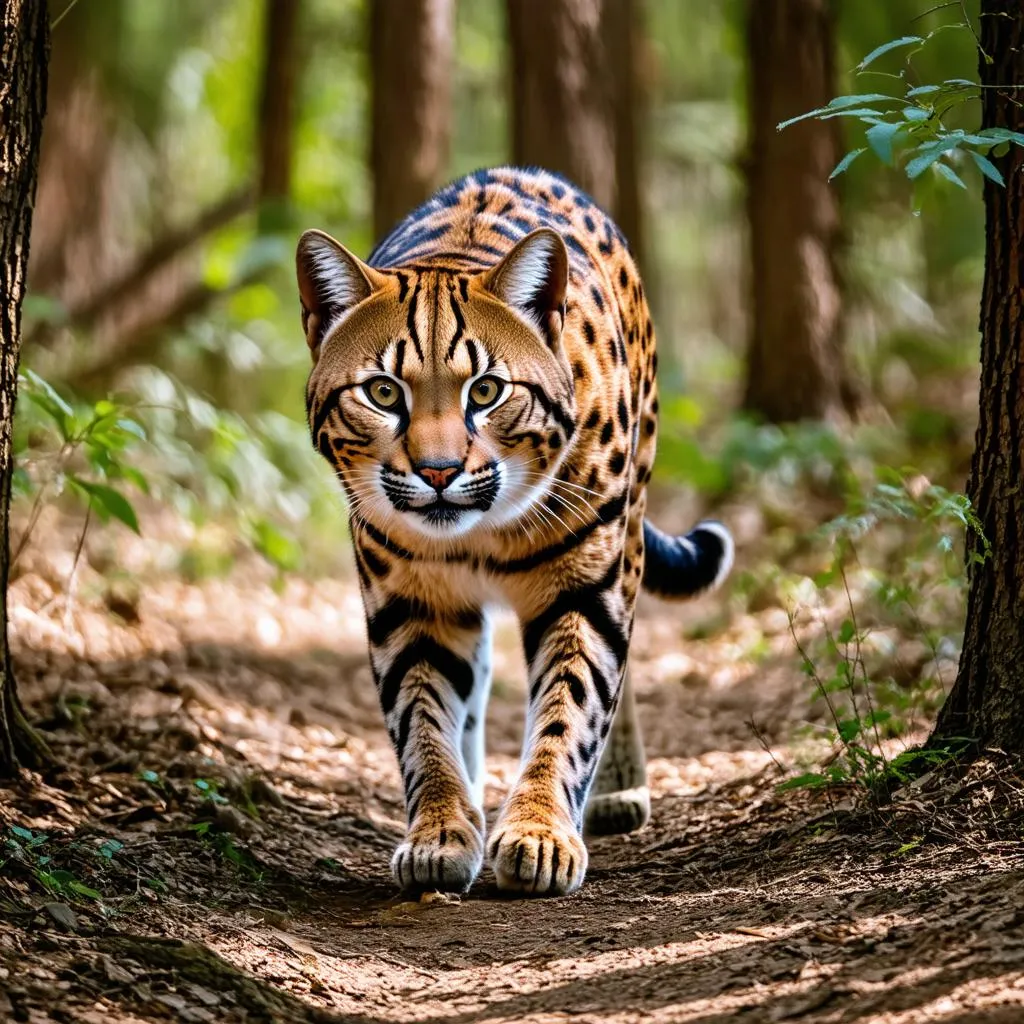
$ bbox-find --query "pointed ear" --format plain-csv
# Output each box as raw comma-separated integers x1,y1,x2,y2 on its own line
481,228,568,348
296,229,386,362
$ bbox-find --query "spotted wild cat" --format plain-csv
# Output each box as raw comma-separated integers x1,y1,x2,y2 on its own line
296,166,732,895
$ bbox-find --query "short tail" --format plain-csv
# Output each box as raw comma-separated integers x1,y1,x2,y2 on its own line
642,519,734,599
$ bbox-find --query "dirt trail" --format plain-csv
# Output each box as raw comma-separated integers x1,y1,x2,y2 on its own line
1,524,1023,1023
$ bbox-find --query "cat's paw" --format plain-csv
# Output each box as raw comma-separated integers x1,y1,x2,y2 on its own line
584,784,650,836
488,817,587,895
391,819,484,893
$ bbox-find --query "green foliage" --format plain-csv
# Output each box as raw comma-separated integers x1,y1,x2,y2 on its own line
14,371,148,559
656,414,864,498
777,472,987,796
2,825,110,905
782,13,1023,194
13,368,340,578
188,822,262,879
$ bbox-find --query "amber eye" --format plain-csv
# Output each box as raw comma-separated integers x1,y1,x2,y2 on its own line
364,377,402,410
468,376,504,408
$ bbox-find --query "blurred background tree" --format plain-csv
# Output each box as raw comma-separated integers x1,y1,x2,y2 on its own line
370,0,453,238
742,0,858,424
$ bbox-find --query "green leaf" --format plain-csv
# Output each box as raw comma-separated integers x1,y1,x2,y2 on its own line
905,144,950,179
69,879,102,900
865,122,904,165
857,36,924,70
905,84,940,97
837,619,856,644
976,127,1024,147
120,466,151,495
778,106,886,132
901,106,931,123
838,718,861,743
819,108,889,121
828,93,900,109
251,518,301,571
969,150,1005,186
933,161,967,189
115,417,147,441
97,839,124,860
10,825,34,841
777,772,829,792
24,370,73,417
829,147,867,180
68,478,141,534
895,838,923,856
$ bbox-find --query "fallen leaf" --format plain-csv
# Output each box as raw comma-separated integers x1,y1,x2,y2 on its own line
42,903,78,932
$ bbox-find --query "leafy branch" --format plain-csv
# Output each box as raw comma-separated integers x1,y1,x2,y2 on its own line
779,19,1024,189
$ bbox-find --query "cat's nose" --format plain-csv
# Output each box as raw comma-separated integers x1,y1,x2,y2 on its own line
415,460,463,491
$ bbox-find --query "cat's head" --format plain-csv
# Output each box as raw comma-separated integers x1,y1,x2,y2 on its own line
297,228,576,540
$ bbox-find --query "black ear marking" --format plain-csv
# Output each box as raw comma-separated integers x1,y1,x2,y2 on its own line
482,228,569,349
296,230,384,361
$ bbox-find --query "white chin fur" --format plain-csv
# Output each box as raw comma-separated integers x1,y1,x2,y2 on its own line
402,508,485,540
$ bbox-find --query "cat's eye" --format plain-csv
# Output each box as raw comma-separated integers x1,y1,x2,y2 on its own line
364,376,402,410
468,376,504,409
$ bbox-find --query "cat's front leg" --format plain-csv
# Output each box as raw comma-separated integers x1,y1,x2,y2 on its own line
365,591,490,892
490,558,630,895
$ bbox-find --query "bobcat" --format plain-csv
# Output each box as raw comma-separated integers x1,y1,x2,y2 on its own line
297,166,732,895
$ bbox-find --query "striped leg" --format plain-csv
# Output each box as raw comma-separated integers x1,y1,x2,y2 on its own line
489,560,628,895
584,669,650,835
367,597,489,893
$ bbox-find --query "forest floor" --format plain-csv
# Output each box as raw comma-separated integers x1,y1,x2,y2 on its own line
1,506,1023,1024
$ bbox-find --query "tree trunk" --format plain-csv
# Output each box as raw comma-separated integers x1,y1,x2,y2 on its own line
257,0,302,232
602,0,644,261
931,2,1024,754
370,0,453,241
507,0,615,211
741,0,860,424
0,0,52,776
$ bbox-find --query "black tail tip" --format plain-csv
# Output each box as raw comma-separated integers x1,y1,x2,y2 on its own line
687,520,735,593
642,518,735,599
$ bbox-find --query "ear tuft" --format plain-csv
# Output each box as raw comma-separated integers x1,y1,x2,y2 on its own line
482,228,568,347
296,230,381,361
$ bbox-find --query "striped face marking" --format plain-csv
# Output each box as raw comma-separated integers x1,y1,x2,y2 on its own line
299,230,576,540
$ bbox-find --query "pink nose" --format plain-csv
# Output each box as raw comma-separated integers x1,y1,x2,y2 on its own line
417,462,461,490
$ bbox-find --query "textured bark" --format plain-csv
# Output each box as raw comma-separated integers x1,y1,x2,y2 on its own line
370,0,454,240
931,2,1024,753
257,0,302,230
508,0,615,211
602,0,645,260
741,0,860,424
0,0,52,775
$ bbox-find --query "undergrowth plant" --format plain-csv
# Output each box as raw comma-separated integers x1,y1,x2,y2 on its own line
13,367,338,581
779,471,986,795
